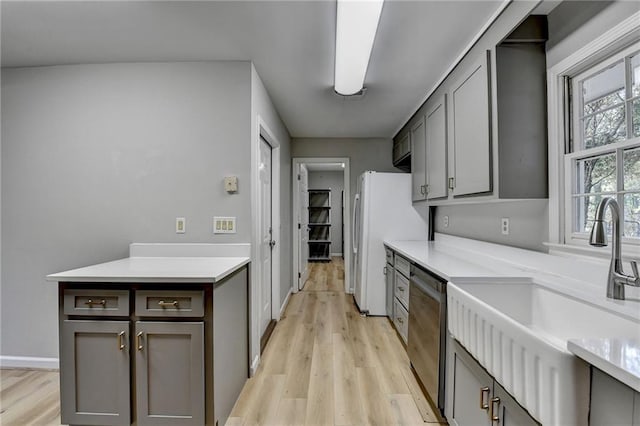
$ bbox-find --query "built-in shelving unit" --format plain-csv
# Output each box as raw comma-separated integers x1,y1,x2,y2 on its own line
308,189,331,262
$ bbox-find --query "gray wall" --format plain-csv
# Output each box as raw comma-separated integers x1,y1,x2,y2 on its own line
546,1,640,68
308,171,344,255
292,138,398,207
2,61,253,359
434,200,549,252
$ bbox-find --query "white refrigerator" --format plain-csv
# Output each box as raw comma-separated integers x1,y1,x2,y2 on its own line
352,172,428,315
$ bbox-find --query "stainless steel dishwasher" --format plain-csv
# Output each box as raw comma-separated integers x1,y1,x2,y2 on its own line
408,263,447,417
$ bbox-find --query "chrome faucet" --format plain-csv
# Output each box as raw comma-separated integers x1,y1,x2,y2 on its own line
588,197,640,300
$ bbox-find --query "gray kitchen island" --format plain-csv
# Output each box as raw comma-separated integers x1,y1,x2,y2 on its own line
47,243,250,426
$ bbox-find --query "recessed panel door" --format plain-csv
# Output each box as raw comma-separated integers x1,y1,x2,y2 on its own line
259,137,273,336
134,321,204,426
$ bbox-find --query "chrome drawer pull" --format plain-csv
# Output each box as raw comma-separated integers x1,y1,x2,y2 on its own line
136,332,144,351
118,331,126,351
480,386,490,410
158,300,179,308
398,287,405,292
490,397,501,424
85,299,106,307
396,317,404,324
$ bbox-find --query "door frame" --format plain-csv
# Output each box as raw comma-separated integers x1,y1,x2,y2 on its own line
292,157,351,294
251,116,281,375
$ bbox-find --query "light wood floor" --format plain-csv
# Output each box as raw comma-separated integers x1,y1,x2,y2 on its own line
0,369,61,425
0,257,442,426
228,257,443,426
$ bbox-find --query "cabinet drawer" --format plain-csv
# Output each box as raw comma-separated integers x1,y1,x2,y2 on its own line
63,289,129,317
395,255,410,279
395,271,409,310
385,247,394,265
393,298,408,344
135,290,204,317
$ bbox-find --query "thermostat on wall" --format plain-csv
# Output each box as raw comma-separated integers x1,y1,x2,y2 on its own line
224,176,238,193
213,217,236,234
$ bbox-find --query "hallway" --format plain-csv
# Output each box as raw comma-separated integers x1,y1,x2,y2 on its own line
227,257,443,426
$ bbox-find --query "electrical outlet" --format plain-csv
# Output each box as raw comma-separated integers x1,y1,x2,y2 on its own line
501,217,510,235
176,217,186,234
443,215,449,228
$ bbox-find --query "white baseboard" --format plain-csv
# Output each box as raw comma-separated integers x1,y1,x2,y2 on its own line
279,288,292,319
330,252,343,257
0,356,59,370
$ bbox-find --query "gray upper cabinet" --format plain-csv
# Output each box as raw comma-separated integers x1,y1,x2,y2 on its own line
411,117,427,202
135,321,205,426
61,320,131,426
395,16,548,205
449,51,492,197
425,95,448,200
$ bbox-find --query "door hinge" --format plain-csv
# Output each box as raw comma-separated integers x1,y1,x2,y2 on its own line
298,223,301,229
297,174,301,180
298,272,301,278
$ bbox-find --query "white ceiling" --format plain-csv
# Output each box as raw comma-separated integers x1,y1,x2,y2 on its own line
1,0,508,138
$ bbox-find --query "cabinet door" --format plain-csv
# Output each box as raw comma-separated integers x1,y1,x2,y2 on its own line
450,340,492,426
493,382,540,426
450,51,492,197
61,320,130,426
426,95,448,199
411,116,427,201
590,367,636,426
135,321,204,426
385,264,395,318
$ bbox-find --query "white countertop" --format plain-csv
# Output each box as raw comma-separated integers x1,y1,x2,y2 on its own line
568,338,640,392
385,234,640,392
47,243,250,283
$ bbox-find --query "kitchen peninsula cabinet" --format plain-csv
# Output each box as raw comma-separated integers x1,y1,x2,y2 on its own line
48,247,250,426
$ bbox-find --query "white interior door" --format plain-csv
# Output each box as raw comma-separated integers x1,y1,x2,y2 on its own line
259,137,273,337
298,164,310,290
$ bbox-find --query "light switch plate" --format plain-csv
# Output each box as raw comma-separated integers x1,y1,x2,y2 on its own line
213,217,236,234
176,217,186,234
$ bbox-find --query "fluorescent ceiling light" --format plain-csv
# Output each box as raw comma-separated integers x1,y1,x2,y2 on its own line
334,0,384,96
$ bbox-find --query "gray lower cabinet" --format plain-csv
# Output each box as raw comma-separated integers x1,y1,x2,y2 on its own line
590,367,640,426
61,320,131,426
134,321,204,426
449,338,539,426
384,262,394,318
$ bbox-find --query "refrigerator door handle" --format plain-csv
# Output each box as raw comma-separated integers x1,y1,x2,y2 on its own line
352,193,360,254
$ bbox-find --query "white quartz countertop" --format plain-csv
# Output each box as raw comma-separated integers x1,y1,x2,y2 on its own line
568,338,640,392
385,234,640,390
47,256,249,283
47,243,250,283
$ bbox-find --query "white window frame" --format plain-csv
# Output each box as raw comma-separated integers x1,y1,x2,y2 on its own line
565,43,640,247
547,11,640,260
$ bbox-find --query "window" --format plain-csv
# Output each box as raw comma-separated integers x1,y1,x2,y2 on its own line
566,42,640,245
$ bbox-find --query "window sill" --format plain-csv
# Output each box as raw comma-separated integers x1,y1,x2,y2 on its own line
545,241,640,263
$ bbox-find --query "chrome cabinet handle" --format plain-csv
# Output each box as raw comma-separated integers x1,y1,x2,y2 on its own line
448,177,455,190
396,317,404,324
136,332,143,351
383,266,388,275
85,299,106,307
490,397,501,424
480,386,490,410
158,300,178,308
118,331,126,351
398,287,405,292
